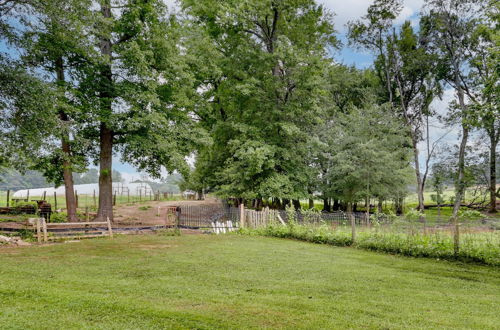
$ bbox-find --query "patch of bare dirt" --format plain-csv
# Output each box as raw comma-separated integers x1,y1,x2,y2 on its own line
112,197,220,227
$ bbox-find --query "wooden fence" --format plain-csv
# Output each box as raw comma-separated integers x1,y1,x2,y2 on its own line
242,207,285,228
32,218,113,242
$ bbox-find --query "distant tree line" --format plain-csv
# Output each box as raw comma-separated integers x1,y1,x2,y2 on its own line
0,169,123,190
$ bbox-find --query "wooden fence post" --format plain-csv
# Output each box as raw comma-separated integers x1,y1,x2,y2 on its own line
175,207,181,230
113,192,116,206
127,191,130,203
27,189,30,202
239,203,245,228
6,190,9,208
42,218,48,242
106,217,113,238
350,213,356,244
54,192,57,210
36,218,41,243
42,191,46,200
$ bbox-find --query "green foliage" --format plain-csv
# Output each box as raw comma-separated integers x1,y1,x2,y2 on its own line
138,206,152,211
182,0,337,200
327,105,413,204
244,223,500,266
11,200,37,209
404,209,424,221
457,209,487,220
50,212,68,223
157,228,181,236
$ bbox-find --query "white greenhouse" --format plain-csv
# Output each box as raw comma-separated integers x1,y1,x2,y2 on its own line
12,182,154,198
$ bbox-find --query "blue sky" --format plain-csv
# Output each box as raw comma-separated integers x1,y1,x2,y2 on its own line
2,0,461,183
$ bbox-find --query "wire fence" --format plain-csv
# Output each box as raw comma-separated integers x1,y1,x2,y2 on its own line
177,203,499,235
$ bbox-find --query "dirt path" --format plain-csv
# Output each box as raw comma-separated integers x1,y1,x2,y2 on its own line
112,197,220,226
0,198,221,230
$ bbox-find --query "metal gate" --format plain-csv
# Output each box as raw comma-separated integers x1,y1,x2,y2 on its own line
177,204,239,231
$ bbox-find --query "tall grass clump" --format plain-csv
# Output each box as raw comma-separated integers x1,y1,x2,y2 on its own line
240,223,500,266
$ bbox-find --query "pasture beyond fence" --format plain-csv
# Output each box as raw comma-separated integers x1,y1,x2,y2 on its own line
176,203,499,263
178,203,498,232
0,189,183,212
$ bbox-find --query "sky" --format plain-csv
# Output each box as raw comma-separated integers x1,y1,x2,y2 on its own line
2,0,462,183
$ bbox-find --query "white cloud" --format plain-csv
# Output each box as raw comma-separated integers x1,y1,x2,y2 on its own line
318,0,425,32
120,172,139,184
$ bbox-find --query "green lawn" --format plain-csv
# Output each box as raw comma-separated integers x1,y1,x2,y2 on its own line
0,234,499,329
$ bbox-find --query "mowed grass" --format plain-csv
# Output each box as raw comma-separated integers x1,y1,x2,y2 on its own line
0,235,499,329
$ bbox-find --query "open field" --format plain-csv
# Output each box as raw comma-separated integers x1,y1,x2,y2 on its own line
0,234,499,329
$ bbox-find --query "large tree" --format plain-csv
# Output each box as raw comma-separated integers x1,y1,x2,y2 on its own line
421,0,487,252
327,104,413,216
348,0,441,212
76,0,201,221
2,1,200,221
181,0,337,205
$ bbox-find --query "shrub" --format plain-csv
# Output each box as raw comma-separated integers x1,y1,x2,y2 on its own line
50,212,67,223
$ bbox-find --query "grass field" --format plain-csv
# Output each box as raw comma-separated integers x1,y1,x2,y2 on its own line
0,234,499,329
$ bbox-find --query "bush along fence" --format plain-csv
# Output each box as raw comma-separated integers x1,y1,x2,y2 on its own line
234,205,500,266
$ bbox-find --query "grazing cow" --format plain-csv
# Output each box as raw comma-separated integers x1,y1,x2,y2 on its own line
36,200,52,222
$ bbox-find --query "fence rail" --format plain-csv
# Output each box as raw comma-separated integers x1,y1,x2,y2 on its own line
31,218,113,242
176,203,499,234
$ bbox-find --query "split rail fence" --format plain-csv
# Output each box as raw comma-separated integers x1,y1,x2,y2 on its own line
32,218,113,242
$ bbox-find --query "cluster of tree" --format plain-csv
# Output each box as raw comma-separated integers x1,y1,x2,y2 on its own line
1,0,203,220
0,0,498,221
180,0,498,217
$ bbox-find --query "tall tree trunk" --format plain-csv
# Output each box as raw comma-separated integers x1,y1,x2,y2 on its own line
489,133,498,213
96,1,114,222
323,198,330,212
412,135,425,211
292,199,301,210
55,57,77,222
378,199,383,213
365,196,370,225
452,79,469,255
347,202,355,243
333,199,340,211
97,124,113,221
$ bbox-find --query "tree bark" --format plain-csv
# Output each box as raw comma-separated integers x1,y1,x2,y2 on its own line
323,198,331,212
55,56,78,222
97,124,113,221
452,90,469,255
348,202,355,243
96,1,114,222
489,133,498,213
412,135,425,211
333,199,340,211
